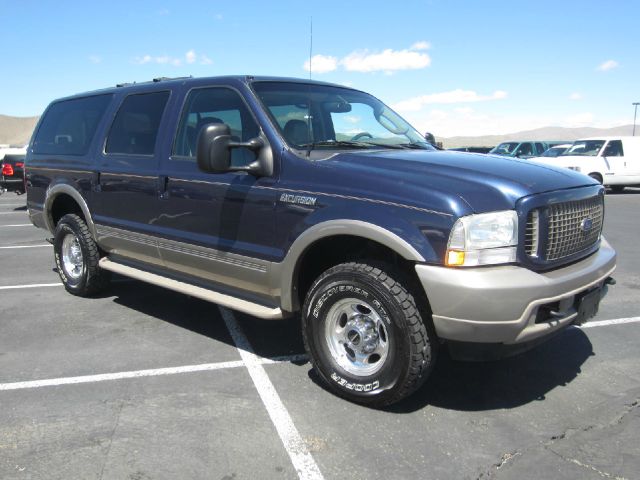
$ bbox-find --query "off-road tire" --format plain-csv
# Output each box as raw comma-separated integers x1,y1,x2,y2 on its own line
53,214,110,296
302,262,436,407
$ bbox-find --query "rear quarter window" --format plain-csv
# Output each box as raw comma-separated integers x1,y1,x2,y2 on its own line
32,94,113,155
105,91,170,156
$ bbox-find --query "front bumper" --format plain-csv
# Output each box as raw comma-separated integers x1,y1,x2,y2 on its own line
416,238,616,345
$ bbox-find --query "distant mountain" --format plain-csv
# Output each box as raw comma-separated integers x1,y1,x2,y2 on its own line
0,113,637,151
441,125,636,149
0,114,40,146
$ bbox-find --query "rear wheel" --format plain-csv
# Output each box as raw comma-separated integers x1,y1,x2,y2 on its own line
302,262,436,406
54,214,110,296
609,185,625,193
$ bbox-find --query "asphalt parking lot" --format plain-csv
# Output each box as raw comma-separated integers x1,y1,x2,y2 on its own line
1,190,639,480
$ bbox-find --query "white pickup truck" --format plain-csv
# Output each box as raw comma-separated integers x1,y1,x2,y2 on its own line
533,136,640,193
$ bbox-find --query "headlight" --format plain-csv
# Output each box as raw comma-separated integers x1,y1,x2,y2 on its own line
446,210,518,266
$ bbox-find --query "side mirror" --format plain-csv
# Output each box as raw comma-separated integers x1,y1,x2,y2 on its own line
196,123,267,175
197,123,233,173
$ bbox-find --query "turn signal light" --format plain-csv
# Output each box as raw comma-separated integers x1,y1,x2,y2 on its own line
445,250,465,266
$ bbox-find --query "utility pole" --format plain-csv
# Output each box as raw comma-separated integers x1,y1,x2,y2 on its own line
633,102,640,136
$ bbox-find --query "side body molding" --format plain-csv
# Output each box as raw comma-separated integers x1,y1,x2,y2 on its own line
44,184,96,237
277,220,426,312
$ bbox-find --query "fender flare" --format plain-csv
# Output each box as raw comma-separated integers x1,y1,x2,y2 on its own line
278,220,426,312
44,184,96,238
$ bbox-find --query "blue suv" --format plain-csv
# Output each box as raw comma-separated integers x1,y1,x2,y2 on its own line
25,76,616,406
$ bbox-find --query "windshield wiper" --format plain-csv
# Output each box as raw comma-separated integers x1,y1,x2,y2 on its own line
397,143,430,150
299,140,379,150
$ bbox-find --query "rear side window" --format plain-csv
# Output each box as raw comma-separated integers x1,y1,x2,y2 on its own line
106,91,170,155
32,94,112,155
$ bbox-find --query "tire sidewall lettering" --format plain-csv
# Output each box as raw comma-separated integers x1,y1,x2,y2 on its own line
308,277,403,396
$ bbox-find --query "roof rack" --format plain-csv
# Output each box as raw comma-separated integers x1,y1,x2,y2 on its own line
115,76,192,88
152,76,192,83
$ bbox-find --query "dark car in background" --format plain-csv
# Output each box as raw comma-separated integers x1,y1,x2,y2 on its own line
0,153,26,194
448,146,493,154
489,141,549,159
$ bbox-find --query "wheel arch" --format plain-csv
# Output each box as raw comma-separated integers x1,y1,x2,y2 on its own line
279,220,427,313
44,184,96,238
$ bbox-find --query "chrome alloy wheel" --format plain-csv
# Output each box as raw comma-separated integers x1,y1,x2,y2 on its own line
324,298,389,377
61,234,84,280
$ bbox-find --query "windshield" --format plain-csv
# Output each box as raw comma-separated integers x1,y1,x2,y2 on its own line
489,142,519,155
561,140,605,157
541,146,568,157
252,82,433,151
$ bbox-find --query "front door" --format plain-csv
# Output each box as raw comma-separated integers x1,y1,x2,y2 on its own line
155,86,278,303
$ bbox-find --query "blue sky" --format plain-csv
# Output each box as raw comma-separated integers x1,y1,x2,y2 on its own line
1,0,638,137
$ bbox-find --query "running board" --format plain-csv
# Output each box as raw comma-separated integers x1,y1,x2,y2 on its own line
99,258,285,320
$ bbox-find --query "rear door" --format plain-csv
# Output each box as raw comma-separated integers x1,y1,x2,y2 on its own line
92,90,171,266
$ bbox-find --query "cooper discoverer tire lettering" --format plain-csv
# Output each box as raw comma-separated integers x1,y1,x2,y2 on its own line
302,262,436,406
53,213,110,296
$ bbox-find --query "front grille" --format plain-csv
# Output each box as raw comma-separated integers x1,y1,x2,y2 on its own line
525,195,603,262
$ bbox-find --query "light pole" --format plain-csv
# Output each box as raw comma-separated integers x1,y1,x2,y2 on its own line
634,102,640,136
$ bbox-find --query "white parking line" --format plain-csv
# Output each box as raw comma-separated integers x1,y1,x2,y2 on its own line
0,244,50,249
0,224,32,227
0,283,62,290
0,211,26,214
579,316,640,328
0,355,309,392
220,307,324,480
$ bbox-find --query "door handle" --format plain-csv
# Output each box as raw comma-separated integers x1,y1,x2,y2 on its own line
158,175,169,199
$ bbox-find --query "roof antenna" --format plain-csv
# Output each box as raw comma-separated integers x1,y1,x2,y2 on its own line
306,16,314,157
309,17,313,80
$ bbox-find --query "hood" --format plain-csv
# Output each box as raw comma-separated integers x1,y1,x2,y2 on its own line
317,150,597,214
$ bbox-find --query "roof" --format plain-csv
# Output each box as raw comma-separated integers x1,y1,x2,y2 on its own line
48,75,357,104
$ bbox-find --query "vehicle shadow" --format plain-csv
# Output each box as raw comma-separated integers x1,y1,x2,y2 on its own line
103,278,306,357
101,279,593,414
608,187,640,195
386,327,594,413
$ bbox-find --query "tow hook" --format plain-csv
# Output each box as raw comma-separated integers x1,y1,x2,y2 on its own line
605,277,616,286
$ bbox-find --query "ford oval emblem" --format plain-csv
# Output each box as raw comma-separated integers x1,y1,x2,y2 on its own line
581,217,593,232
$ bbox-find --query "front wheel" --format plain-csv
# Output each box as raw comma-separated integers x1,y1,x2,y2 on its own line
302,262,436,406
53,214,110,296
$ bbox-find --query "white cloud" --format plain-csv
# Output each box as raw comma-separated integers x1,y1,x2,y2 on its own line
393,89,508,112
341,48,431,73
304,54,338,74
410,41,431,51
303,42,431,74
569,92,582,100
133,50,212,67
597,60,619,71
88,55,102,64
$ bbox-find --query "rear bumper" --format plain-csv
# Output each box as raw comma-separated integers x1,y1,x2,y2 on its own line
415,238,616,345
0,177,24,191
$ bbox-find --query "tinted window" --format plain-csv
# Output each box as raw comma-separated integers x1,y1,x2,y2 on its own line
106,91,169,155
535,143,545,155
173,87,259,167
32,95,112,155
603,140,624,157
